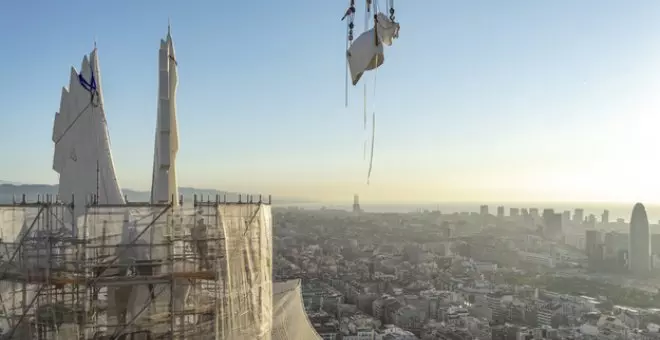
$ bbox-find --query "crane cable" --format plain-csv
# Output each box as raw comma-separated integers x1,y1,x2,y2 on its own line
364,0,379,185
366,0,380,184
343,0,356,107
363,0,370,160
344,0,395,184
345,23,350,108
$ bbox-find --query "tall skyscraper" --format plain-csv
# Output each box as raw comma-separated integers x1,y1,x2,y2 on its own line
586,229,603,267
542,209,554,224
586,214,597,228
529,208,539,217
440,221,453,238
629,203,651,275
574,209,584,224
480,205,489,216
543,209,562,240
604,231,628,258
602,210,610,225
652,234,660,255
497,206,505,218
353,194,361,213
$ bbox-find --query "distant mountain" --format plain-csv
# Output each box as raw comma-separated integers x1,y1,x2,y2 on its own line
0,184,308,205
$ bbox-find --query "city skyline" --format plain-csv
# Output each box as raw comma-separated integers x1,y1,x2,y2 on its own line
2,2,660,338
2,1,660,203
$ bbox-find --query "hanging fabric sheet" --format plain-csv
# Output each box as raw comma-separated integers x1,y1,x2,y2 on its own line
375,12,399,46
343,0,400,185
347,29,384,86
346,12,399,86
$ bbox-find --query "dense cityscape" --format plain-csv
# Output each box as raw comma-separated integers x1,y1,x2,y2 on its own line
3,1,660,339
276,195,660,339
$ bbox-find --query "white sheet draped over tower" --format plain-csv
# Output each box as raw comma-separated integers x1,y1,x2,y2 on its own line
52,49,125,220
150,27,179,206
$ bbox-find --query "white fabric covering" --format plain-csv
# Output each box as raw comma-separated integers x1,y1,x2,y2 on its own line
52,49,125,220
347,28,384,86
376,12,399,47
272,280,322,340
347,12,399,86
217,203,273,339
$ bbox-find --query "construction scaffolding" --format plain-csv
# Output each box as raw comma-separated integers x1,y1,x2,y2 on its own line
0,194,273,340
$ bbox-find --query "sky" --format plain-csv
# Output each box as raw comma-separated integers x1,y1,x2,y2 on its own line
2,1,660,204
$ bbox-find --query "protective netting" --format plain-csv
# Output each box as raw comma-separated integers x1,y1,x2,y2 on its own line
81,205,175,337
0,202,277,339
272,280,322,340
0,207,26,243
216,203,273,340
0,205,78,339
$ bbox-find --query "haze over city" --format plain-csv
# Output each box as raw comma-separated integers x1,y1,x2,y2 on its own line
5,1,660,339
2,0,660,203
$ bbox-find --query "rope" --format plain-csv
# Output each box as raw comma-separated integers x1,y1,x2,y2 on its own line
344,1,384,182
53,102,92,145
366,0,379,184
53,62,101,145
345,23,350,107
367,50,379,184
367,111,376,184
343,0,355,107
363,84,367,160
362,0,372,160
363,84,367,131
372,0,380,47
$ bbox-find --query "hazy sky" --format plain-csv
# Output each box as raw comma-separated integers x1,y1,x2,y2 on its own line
2,1,660,203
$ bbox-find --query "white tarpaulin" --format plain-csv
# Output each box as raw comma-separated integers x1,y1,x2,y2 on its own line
217,203,273,340
347,12,400,86
52,49,126,221
347,28,384,86
272,280,322,340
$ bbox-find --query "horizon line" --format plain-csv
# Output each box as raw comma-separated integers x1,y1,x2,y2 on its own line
1,183,655,206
